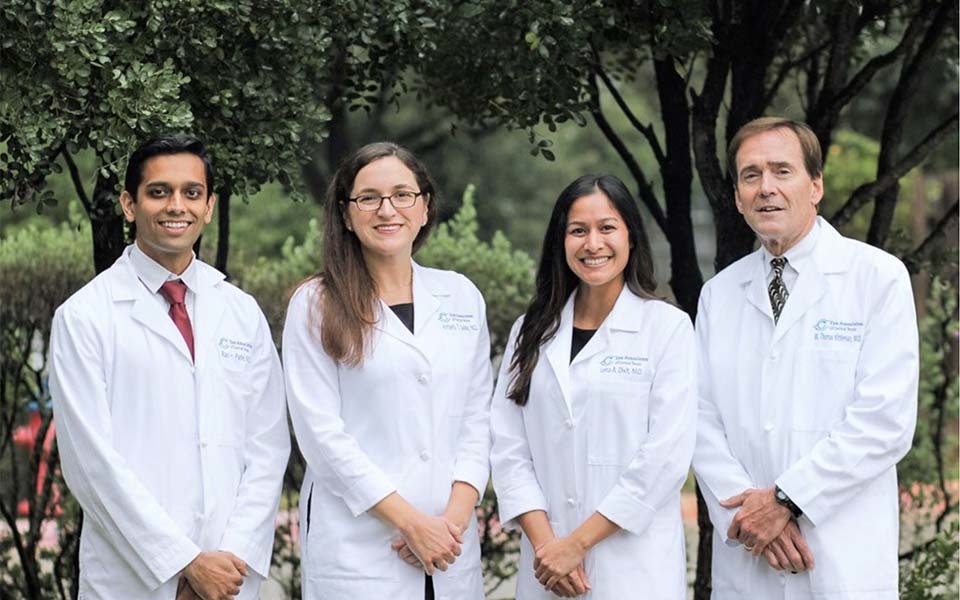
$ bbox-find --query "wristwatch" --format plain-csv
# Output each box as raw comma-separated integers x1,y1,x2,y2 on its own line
775,485,803,519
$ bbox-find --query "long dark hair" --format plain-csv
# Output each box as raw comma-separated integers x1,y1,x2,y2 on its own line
311,142,439,366
507,174,657,406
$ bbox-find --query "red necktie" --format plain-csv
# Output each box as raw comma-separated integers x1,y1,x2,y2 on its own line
159,280,195,361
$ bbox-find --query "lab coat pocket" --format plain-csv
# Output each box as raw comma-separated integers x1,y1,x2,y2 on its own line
587,380,650,466
205,364,252,448
304,490,399,581
792,347,858,432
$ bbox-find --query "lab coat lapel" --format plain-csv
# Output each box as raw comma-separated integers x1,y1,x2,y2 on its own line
373,261,441,362
569,285,637,368
770,266,826,345
114,258,194,364
192,264,227,369
412,262,442,339
544,295,575,418
771,219,847,345
744,252,775,323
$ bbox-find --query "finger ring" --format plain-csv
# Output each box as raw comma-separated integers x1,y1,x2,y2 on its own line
744,544,755,551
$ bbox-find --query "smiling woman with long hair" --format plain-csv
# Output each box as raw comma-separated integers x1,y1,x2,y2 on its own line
282,143,492,600
490,174,696,599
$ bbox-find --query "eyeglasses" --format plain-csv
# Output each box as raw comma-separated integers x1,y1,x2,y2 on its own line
347,190,424,211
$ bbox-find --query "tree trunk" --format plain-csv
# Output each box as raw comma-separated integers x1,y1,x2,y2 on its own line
215,187,232,277
89,172,126,275
654,57,703,316
694,485,713,600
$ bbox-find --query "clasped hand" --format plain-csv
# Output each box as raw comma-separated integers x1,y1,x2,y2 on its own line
721,487,814,572
181,551,247,600
534,537,591,597
391,513,463,575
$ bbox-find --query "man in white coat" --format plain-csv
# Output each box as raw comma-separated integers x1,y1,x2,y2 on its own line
50,135,290,600
693,117,918,599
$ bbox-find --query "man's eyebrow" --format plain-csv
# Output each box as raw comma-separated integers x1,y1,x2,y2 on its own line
768,161,794,169
144,181,205,188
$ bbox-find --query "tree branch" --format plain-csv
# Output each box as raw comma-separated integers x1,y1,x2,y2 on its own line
60,147,91,215
762,38,831,109
593,59,667,168
819,1,934,120
902,201,959,273
830,112,959,225
867,0,955,246
588,71,667,234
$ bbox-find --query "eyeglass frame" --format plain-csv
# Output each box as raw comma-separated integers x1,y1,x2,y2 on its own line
345,190,426,211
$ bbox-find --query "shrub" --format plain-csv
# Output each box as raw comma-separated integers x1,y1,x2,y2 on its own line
0,214,92,599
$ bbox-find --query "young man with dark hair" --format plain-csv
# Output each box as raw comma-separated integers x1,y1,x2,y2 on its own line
50,135,290,600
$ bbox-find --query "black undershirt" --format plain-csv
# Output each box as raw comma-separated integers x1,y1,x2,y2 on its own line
571,327,598,362
390,302,432,597
389,302,415,334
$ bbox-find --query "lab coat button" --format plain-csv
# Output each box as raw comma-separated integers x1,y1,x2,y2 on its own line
763,423,774,432
417,373,429,384
200,440,208,448
419,450,431,461
770,352,779,361
564,419,574,429
566,497,576,506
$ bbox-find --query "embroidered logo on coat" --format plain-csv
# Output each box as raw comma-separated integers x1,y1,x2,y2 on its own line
598,354,648,377
219,337,253,365
812,319,864,343
437,312,478,332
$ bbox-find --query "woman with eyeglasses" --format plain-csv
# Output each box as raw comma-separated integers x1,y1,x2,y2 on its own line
490,175,695,599
283,143,492,599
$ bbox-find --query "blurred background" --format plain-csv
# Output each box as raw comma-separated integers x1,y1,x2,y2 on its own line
1,1,957,598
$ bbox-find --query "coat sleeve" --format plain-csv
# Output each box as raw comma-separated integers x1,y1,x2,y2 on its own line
691,286,756,543
595,311,697,536
775,260,919,526
282,283,396,517
490,319,549,530
451,282,493,496
50,303,201,590
218,307,291,578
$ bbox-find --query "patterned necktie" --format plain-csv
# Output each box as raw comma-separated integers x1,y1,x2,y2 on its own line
159,280,195,361
768,257,789,324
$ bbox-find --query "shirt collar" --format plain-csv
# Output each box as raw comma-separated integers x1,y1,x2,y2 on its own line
129,242,199,294
760,217,821,274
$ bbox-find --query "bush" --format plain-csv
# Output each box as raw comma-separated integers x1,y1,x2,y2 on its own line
897,277,960,599
0,213,93,599
417,184,536,355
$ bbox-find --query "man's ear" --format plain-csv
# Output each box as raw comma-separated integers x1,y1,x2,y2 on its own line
119,190,137,223
810,175,824,208
202,194,217,225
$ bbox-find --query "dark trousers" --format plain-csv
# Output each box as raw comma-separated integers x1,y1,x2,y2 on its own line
425,575,434,600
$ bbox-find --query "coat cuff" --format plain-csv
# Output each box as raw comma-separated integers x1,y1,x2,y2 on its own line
453,459,490,501
595,485,656,536
497,482,549,531
219,530,272,578
342,469,396,517
148,538,202,589
775,471,822,526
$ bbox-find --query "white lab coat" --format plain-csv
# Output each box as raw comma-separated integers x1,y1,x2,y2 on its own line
49,247,290,600
491,287,696,600
693,218,918,599
282,262,492,600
